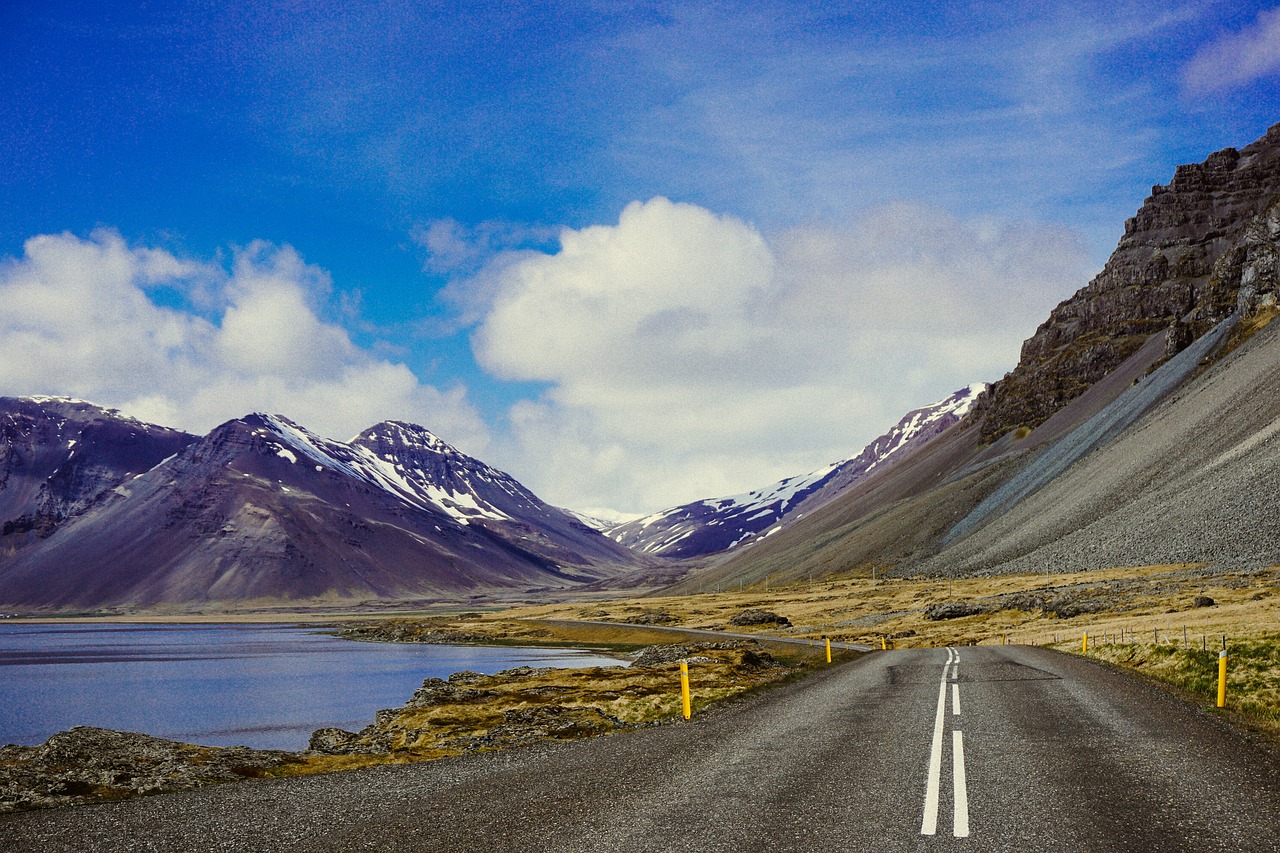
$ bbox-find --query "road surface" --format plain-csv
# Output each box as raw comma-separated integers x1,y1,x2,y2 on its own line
3,646,1279,851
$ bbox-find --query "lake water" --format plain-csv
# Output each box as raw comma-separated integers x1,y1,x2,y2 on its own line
0,622,623,751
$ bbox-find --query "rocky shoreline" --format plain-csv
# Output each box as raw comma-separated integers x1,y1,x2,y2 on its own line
1,640,792,813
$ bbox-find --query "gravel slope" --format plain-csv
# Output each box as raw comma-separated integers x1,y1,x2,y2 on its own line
926,316,1280,575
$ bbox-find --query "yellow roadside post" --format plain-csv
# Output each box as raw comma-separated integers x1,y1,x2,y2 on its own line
1082,632,1088,654
825,636,832,663
680,659,692,720
881,636,887,651
1217,649,1228,708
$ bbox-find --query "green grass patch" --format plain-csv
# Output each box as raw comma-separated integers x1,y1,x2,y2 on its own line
1079,635,1280,736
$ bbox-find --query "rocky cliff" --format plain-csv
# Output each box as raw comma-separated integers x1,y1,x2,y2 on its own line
977,123,1280,442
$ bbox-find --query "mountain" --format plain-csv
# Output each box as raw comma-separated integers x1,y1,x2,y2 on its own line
0,397,196,553
682,122,1280,590
609,384,986,558
0,408,640,610
976,122,1280,442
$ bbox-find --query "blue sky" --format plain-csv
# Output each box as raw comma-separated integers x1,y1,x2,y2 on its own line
1,1,1278,514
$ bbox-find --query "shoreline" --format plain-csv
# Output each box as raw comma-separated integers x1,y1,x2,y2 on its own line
0,634,824,813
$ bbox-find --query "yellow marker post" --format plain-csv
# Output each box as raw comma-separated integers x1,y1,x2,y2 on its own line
1217,650,1228,708
881,636,887,651
680,659,692,720
1082,632,1088,654
825,637,832,663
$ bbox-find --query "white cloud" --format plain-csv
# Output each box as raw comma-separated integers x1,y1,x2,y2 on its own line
468,198,1092,513
1183,8,1280,97
0,230,488,449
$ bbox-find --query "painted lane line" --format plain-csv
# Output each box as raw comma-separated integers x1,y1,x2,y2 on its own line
920,648,955,836
951,682,961,716
952,730,970,838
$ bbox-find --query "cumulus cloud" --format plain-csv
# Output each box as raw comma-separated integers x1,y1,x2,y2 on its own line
467,198,1091,513
1182,8,1280,97
0,230,487,448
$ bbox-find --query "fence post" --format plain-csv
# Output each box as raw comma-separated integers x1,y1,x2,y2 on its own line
1217,650,1228,708
680,659,692,720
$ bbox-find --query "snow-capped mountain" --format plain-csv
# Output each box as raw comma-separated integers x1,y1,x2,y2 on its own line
0,403,638,610
608,384,987,558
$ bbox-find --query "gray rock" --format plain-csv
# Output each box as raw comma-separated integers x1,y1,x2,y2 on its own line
0,726,292,813
924,601,986,620
729,609,791,627
622,610,675,625
307,728,362,754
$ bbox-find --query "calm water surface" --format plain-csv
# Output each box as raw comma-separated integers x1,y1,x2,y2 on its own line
0,623,623,750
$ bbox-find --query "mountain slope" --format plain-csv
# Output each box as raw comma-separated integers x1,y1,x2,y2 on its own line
0,411,639,610
921,311,1280,574
610,384,985,558
0,397,196,551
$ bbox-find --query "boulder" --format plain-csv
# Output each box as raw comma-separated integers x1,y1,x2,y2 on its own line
924,601,986,620
729,609,791,627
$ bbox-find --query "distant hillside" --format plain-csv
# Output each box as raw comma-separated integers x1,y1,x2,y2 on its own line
0,398,196,551
609,384,986,558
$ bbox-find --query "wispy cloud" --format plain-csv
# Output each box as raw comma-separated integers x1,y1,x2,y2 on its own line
1182,7,1280,97
579,2,1205,247
412,218,559,275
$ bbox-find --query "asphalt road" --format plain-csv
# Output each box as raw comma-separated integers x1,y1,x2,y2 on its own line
4,646,1279,852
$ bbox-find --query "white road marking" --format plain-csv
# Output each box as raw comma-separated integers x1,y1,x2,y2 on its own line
921,648,956,836
953,731,970,838
922,647,971,839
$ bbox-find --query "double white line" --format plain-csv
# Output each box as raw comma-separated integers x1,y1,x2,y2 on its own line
921,647,969,838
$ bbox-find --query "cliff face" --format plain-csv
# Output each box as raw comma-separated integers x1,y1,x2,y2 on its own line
978,123,1280,442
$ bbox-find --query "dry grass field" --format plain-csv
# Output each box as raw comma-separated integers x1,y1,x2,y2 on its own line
341,563,1278,739
481,563,1279,649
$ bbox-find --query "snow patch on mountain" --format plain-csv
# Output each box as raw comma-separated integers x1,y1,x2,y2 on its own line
245,415,514,526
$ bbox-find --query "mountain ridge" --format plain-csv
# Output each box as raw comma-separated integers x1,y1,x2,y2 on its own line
0,402,640,610
976,122,1280,442
609,384,986,558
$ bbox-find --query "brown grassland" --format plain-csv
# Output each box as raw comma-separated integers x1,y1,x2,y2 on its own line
325,562,1279,747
